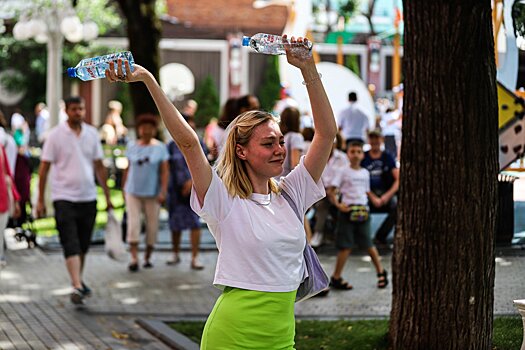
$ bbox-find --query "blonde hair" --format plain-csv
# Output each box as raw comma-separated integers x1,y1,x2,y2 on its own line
215,110,280,199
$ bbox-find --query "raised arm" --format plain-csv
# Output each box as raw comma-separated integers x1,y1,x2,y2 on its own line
106,61,212,205
284,36,338,182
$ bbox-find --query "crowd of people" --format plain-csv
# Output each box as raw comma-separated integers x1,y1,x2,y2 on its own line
0,35,402,348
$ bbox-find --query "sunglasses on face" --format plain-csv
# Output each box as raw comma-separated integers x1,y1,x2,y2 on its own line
137,156,150,166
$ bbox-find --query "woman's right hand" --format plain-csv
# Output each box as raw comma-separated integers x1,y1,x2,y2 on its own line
36,199,46,219
106,60,149,84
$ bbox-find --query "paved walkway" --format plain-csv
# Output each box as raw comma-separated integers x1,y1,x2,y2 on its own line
1,242,524,349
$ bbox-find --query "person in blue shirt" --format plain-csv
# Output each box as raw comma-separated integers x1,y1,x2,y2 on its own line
361,130,399,245
122,114,169,271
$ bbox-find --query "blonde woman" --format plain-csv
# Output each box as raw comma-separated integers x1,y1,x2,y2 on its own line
106,35,337,349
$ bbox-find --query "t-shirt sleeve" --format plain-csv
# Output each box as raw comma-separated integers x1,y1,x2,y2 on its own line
41,134,55,162
329,170,343,188
363,170,370,193
385,153,397,169
279,156,325,216
289,132,305,152
159,143,169,162
190,170,232,226
94,137,104,160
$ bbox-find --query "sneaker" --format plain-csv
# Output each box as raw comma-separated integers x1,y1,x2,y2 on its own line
310,232,324,248
70,288,85,305
143,261,154,269
81,282,92,297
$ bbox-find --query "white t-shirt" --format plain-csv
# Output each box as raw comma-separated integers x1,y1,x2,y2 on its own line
338,104,370,141
10,113,25,130
330,167,370,206
322,149,349,186
41,122,104,202
211,127,227,155
191,157,325,292
0,128,17,175
281,132,305,177
381,110,401,137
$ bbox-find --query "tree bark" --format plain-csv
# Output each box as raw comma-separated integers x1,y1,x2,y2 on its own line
389,1,499,349
117,0,161,118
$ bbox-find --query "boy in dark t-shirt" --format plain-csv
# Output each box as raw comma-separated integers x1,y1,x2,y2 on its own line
361,130,399,245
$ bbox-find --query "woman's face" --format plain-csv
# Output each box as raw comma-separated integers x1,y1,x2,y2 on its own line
138,123,156,140
237,120,285,178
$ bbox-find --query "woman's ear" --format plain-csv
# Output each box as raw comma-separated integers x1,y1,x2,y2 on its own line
235,144,247,160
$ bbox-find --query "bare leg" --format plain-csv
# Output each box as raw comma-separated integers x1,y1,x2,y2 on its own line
368,247,388,288
144,245,154,264
170,230,181,262
190,228,201,261
191,228,204,269
367,247,384,274
65,255,83,289
332,248,351,279
129,242,139,264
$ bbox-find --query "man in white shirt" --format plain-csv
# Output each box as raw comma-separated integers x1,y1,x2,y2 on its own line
36,96,113,306
338,92,370,144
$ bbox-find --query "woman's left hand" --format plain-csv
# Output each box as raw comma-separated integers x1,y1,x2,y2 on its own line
283,34,314,70
158,192,166,204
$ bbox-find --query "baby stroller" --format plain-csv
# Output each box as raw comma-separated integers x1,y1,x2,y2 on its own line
7,153,37,248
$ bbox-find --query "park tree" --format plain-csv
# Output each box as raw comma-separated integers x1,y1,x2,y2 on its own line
389,1,499,349
116,0,162,117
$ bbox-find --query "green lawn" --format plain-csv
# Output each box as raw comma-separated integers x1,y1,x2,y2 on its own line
169,317,523,349
26,176,125,236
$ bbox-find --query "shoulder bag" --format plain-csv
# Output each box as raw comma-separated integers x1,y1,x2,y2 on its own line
281,190,329,302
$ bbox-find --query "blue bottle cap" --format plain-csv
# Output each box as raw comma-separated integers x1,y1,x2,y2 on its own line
66,67,76,78
242,36,251,47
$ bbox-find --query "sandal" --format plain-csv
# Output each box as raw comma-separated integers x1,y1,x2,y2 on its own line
377,270,388,289
330,276,353,290
191,259,204,270
128,263,139,272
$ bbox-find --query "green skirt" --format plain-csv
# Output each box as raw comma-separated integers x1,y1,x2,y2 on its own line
201,287,297,350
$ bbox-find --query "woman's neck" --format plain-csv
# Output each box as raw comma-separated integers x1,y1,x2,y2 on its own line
138,138,153,145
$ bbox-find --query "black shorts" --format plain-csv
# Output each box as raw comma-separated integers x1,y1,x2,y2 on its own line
53,200,97,258
335,211,372,250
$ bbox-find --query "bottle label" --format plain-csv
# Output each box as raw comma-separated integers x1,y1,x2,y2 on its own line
86,67,97,79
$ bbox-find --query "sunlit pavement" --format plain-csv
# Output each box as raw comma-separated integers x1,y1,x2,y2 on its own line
1,243,524,349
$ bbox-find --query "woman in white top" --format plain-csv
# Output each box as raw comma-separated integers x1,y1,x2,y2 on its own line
105,35,337,350
279,106,305,177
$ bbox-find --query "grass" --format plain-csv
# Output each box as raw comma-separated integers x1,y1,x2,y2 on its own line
169,317,523,349
25,176,125,236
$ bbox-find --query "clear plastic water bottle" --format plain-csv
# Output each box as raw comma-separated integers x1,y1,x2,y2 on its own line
242,33,313,55
67,51,135,81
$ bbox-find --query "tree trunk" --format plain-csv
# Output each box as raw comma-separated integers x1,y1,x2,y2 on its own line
117,0,161,118
389,1,499,349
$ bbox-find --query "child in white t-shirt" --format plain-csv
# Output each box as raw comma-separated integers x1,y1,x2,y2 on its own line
327,140,388,290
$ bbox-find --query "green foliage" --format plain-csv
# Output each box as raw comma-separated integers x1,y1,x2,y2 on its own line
345,54,361,76
258,55,281,112
74,0,122,34
339,0,359,21
0,37,47,111
115,83,134,125
193,75,220,128
169,317,523,350
0,0,121,113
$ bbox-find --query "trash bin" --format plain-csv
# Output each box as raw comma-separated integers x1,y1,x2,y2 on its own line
496,174,515,245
